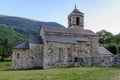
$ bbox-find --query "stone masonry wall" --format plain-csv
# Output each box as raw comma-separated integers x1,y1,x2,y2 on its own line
12,43,43,69
43,41,92,69
89,36,99,57
43,42,75,69
74,54,120,67
113,54,120,67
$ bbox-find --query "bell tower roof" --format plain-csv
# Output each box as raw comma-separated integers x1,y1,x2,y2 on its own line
69,5,83,16
72,8,82,14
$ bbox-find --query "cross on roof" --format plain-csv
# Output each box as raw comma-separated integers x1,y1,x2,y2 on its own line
75,3,77,9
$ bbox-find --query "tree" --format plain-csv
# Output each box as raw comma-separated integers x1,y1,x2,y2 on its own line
114,35,120,44
96,30,113,44
0,39,12,61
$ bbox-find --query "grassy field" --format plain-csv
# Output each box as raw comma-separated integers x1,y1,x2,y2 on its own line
0,61,11,70
0,61,120,80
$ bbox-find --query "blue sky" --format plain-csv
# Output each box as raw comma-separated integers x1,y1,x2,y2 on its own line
0,0,120,34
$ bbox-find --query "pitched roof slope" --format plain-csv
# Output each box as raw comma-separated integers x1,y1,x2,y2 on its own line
72,8,83,14
45,35,89,44
42,26,96,35
14,41,29,49
98,47,113,55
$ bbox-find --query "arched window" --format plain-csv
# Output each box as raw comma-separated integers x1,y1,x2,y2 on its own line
17,53,19,59
69,19,71,26
76,17,80,25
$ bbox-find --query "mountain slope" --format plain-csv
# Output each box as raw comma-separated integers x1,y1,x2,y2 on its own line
0,14,65,46
0,14,65,35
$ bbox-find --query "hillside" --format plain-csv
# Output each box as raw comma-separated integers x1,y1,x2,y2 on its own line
0,24,27,47
0,14,64,35
0,14,65,47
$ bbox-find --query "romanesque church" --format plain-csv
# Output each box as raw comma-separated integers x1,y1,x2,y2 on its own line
12,6,113,69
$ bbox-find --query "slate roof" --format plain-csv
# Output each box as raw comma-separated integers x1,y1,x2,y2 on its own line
14,41,29,49
71,8,83,14
68,8,83,17
42,26,96,35
14,35,43,49
98,47,113,55
45,35,89,44
29,35,43,44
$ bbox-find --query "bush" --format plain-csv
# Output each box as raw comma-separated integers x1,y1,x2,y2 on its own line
105,44,118,55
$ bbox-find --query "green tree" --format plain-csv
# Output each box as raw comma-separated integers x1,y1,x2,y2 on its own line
96,30,113,44
0,39,12,61
114,35,120,44
105,44,118,55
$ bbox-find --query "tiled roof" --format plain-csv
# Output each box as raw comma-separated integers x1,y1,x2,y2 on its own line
98,47,113,55
42,26,96,35
29,35,43,44
45,34,89,44
14,41,29,49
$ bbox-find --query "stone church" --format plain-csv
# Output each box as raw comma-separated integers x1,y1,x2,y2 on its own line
12,6,113,69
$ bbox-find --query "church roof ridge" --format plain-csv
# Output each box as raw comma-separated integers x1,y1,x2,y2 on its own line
42,26,96,35
45,34,89,44
69,5,83,15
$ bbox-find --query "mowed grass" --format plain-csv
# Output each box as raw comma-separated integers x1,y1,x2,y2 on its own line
0,61,120,80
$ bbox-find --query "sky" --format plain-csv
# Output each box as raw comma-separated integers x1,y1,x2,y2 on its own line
0,0,120,34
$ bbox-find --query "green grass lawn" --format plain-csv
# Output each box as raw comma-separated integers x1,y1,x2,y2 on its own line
0,61,120,80
0,61,11,70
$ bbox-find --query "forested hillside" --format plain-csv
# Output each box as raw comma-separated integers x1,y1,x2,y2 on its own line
0,14,64,35
0,24,27,47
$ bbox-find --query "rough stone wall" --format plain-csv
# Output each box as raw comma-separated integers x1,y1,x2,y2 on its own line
43,41,92,69
40,28,46,44
92,54,120,67
113,54,120,67
73,35,99,67
89,35,99,57
30,43,43,51
74,57,92,67
76,41,91,57
43,42,75,69
73,54,120,67
12,43,43,69
92,56,114,67
74,56,114,67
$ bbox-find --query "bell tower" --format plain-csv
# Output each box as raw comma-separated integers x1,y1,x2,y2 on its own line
68,5,84,30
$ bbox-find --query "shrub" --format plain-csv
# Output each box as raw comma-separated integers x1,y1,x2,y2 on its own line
105,44,118,55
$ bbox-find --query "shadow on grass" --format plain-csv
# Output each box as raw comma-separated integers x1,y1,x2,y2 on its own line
1,67,44,72
1,66,120,72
